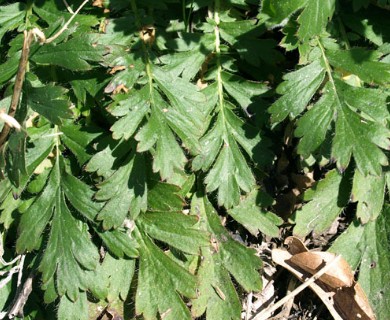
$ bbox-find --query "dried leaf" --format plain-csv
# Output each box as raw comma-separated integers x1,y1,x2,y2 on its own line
272,237,376,320
289,252,354,288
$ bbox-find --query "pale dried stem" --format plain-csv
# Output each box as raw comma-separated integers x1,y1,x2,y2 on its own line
245,292,253,320
0,30,33,149
62,0,75,13
7,271,35,319
45,0,90,44
251,255,342,320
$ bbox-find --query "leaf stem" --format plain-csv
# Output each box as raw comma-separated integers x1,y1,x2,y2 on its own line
213,0,226,129
317,37,342,109
130,0,155,104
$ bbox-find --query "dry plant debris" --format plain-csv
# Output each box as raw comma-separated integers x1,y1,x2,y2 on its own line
271,237,376,320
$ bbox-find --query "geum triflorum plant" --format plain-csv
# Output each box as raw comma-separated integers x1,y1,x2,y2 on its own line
0,0,389,319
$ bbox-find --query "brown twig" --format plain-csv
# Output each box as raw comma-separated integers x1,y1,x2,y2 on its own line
0,30,33,149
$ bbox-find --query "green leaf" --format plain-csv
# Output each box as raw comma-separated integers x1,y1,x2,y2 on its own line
190,193,262,318
110,89,150,141
0,2,26,42
291,66,390,175
261,0,307,25
39,189,99,301
33,1,99,29
153,67,207,154
25,83,72,125
32,36,104,71
195,193,262,290
351,170,386,223
192,117,223,172
330,207,390,320
292,169,351,237
95,150,147,228
191,248,241,320
134,227,197,320
269,60,326,123
327,49,390,85
135,94,187,181
297,0,336,41
295,82,335,157
138,211,210,255
219,21,283,67
60,122,102,165
331,88,390,175
205,134,255,208
5,131,27,187
86,137,131,179
57,293,88,320
162,33,214,80
147,181,184,212
16,165,58,252
341,9,390,46
17,157,101,301
62,171,103,222
0,53,20,86
221,71,269,113
92,252,135,301
228,189,282,237
219,20,265,44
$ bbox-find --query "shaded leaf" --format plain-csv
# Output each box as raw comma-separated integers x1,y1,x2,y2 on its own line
297,0,336,41
25,83,71,125
261,0,307,25
351,170,386,223
228,189,282,237
327,49,390,85
138,211,209,255
269,60,325,123
32,36,104,71
134,228,197,320
293,169,351,237
0,2,26,42
95,150,147,228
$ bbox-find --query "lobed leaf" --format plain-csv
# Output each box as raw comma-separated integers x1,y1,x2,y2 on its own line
297,0,336,41
138,211,210,255
228,189,282,237
134,228,197,320
269,60,326,124
351,170,386,223
32,36,104,71
0,2,26,42
293,169,351,237
190,193,262,319
95,150,147,228
25,83,72,125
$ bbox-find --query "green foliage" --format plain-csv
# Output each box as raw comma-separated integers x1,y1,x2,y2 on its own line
0,0,389,319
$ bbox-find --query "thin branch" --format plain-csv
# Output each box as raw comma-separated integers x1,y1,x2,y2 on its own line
62,0,75,14
16,255,25,287
0,255,21,266
0,266,20,289
245,291,253,320
45,0,90,44
0,30,33,149
7,271,35,319
251,255,342,320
